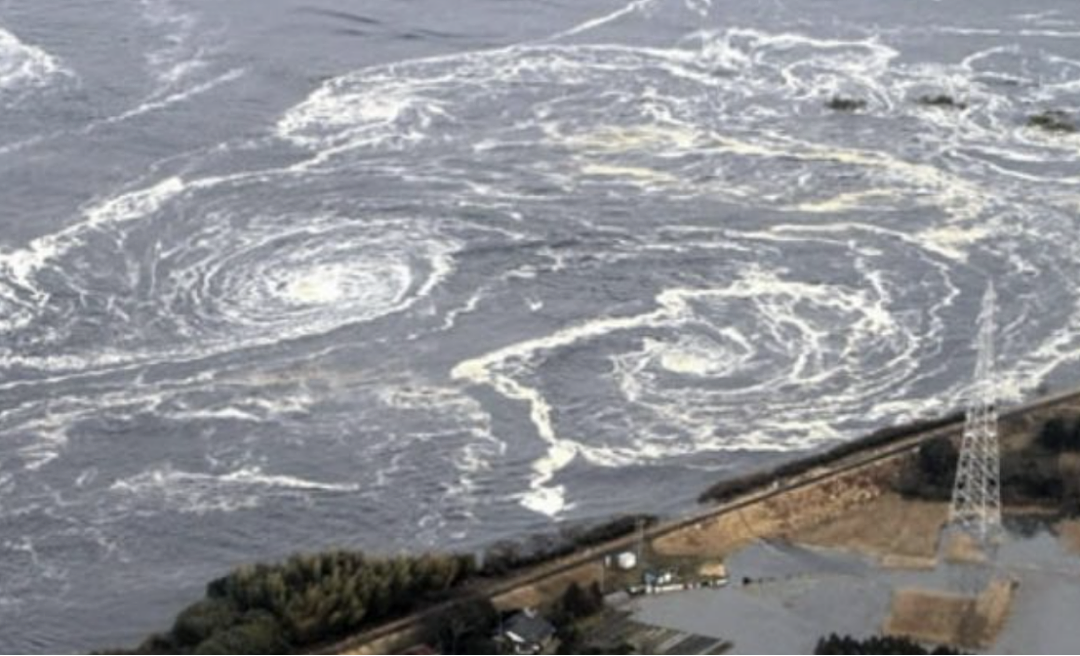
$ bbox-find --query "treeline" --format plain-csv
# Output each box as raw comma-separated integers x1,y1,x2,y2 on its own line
898,415,1080,512
127,513,657,654
699,413,963,504
134,550,476,654
815,634,961,654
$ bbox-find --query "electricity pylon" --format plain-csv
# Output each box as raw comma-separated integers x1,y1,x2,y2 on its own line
949,282,1002,543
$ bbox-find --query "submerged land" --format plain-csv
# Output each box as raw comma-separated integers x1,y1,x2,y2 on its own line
117,386,1080,655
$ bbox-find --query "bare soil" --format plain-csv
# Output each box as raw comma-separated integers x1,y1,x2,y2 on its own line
653,463,898,558
1055,519,1080,554
884,578,1016,648
941,530,989,565
789,492,948,567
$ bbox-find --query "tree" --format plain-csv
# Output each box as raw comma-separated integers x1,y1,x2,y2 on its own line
193,612,287,655
172,598,241,647
427,595,498,655
559,582,603,621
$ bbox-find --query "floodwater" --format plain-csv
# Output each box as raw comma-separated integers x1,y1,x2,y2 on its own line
633,531,1080,653
2,0,1080,651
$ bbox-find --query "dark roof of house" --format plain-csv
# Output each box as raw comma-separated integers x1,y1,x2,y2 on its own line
504,611,556,644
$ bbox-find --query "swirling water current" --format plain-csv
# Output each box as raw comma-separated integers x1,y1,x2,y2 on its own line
2,0,1080,651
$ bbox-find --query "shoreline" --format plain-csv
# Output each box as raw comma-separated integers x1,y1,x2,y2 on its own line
315,383,1080,655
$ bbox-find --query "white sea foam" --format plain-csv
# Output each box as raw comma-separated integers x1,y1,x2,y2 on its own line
100,67,245,126
0,25,65,94
109,465,358,515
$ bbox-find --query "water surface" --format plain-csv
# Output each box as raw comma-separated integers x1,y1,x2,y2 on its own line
2,0,1080,651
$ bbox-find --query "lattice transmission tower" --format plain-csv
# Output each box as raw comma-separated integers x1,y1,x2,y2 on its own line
949,282,1002,542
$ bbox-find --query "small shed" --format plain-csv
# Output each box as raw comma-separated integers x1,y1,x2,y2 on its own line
616,551,638,570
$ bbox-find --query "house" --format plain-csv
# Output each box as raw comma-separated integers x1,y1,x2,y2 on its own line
499,609,557,654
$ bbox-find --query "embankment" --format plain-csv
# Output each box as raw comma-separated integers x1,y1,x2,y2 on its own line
321,386,1080,655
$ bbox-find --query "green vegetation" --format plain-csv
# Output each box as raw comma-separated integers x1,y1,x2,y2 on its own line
552,582,607,655
423,595,501,654
896,437,958,501
898,416,1080,513
127,514,655,654
917,94,967,110
1027,110,1076,133
826,96,868,112
133,550,476,654
815,634,961,654
1036,416,1080,452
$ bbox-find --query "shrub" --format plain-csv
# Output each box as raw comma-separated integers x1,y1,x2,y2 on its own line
896,437,958,501
425,595,499,655
558,582,604,621
172,598,241,646
193,612,287,655
815,633,961,654
1037,416,1080,452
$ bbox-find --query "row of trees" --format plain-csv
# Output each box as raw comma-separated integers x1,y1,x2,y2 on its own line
897,416,1080,513
137,550,477,654
127,512,661,654
815,634,961,655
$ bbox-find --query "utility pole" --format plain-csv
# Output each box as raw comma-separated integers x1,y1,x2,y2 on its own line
636,517,646,565
949,282,1002,543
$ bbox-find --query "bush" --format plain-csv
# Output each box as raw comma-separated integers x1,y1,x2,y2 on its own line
193,612,287,655
1037,417,1080,452
896,438,958,501
895,416,1080,508
558,582,604,621
172,598,241,646
425,595,499,655
815,633,961,654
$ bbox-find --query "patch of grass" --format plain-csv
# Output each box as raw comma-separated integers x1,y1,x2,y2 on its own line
1027,110,1077,133
825,96,868,112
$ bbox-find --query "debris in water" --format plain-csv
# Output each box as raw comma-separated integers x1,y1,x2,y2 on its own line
826,96,868,112
1026,110,1077,134
916,94,967,110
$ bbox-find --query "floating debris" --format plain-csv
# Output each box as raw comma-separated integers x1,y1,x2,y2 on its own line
1027,110,1077,133
825,96,868,112
917,94,967,110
